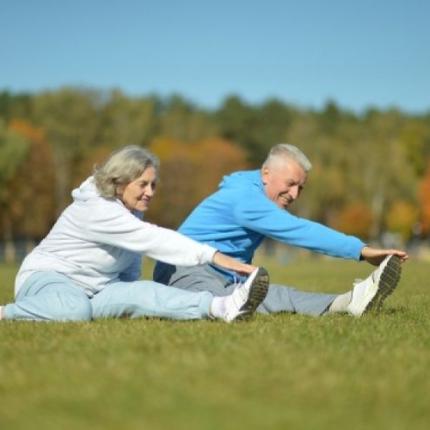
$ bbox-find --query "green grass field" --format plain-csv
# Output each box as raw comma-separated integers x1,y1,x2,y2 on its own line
0,257,429,430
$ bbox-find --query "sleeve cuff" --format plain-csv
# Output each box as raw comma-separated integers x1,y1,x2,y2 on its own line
201,245,217,264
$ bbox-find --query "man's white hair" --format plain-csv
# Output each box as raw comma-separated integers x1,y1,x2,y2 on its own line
263,143,312,172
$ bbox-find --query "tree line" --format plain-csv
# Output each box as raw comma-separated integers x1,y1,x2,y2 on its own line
1,88,430,261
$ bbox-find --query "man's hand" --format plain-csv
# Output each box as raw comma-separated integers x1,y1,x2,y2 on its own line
360,246,409,266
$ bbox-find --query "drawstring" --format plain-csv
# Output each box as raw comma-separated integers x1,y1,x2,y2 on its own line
231,272,245,287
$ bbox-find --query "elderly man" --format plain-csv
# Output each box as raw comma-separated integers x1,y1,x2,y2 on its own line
154,144,408,317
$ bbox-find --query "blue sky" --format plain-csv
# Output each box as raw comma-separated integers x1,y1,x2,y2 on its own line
1,0,429,113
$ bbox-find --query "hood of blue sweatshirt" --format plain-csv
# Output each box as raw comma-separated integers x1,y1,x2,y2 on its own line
218,170,262,192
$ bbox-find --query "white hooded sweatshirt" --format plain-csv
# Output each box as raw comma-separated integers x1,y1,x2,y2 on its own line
15,177,216,296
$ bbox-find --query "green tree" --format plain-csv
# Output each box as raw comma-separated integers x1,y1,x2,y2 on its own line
31,88,101,213
0,119,31,261
158,94,217,142
96,90,159,150
216,95,262,162
0,90,32,122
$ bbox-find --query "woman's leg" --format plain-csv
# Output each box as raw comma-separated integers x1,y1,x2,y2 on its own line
91,280,214,320
91,268,269,323
2,272,92,322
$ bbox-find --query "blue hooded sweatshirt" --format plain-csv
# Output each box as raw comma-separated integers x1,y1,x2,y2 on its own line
179,170,365,269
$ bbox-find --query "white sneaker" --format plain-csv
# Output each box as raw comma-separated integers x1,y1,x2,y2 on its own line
347,255,402,316
222,267,269,323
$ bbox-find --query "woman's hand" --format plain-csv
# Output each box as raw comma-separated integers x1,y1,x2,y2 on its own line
360,246,409,266
211,251,256,275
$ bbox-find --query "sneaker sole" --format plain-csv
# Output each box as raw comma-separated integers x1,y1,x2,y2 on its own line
236,267,270,321
365,255,402,314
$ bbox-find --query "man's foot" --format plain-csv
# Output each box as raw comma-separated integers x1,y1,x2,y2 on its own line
222,267,269,322
347,255,402,316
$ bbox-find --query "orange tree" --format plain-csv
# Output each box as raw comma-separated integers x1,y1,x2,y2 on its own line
148,136,248,228
419,160,430,236
6,120,56,241
385,200,419,243
329,202,374,240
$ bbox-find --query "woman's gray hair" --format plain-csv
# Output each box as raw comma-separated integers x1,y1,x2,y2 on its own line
93,145,160,198
263,143,312,172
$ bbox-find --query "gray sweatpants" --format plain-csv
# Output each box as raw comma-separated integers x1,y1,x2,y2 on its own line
154,263,337,316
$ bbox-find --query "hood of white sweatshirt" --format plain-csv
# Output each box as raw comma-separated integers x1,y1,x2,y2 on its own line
71,176,99,203
71,176,142,219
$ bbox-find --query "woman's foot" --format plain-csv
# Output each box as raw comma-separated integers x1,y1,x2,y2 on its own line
212,267,270,322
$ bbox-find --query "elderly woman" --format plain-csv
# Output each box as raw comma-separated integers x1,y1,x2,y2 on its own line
0,146,269,323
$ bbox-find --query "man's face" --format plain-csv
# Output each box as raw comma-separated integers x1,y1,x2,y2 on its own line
261,158,307,209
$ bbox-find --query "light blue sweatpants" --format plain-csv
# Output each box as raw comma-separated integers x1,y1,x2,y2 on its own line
3,272,213,322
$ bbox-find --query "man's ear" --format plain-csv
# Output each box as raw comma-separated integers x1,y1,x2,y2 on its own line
261,166,270,185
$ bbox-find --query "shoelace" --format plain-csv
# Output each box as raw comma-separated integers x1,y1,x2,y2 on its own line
230,280,249,307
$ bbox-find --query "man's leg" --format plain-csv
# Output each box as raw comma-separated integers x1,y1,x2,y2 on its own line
257,284,337,316
1,272,92,321
262,255,402,316
154,262,336,316
154,256,402,317
154,262,229,296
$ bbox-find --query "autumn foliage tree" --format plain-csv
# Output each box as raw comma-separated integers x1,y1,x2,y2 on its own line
385,200,419,243
0,120,55,260
6,120,56,239
329,202,374,240
148,137,248,228
1,88,430,260
419,160,430,236
0,119,29,260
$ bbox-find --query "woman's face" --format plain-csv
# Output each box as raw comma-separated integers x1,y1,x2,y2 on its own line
117,166,157,212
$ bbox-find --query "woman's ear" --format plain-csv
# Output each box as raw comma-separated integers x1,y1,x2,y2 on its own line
114,179,125,198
